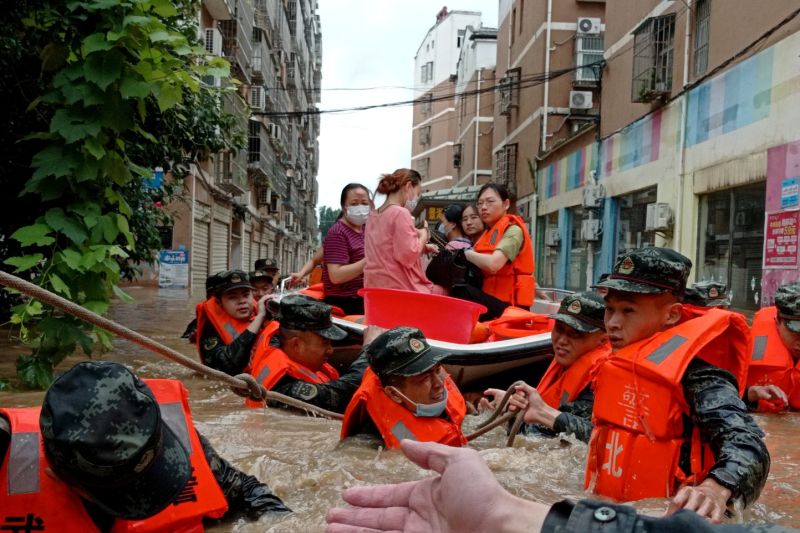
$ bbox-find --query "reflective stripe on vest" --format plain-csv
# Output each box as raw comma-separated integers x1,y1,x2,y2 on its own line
746,306,800,410
586,309,751,501
8,432,39,495
340,368,467,449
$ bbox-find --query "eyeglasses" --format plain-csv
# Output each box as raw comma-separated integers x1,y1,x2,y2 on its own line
476,198,498,208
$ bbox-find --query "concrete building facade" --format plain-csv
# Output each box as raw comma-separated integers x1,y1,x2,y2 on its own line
534,0,800,312
164,0,322,295
411,8,484,191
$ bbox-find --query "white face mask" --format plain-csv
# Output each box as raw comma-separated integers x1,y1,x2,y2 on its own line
405,195,419,212
345,205,370,225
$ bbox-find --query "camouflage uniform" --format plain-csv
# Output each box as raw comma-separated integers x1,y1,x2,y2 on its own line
521,291,606,442
198,270,259,375
684,280,732,307
270,295,367,413
595,248,770,508
3,361,290,526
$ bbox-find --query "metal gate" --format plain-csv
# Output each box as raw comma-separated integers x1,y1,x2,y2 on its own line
192,220,210,295
211,220,230,273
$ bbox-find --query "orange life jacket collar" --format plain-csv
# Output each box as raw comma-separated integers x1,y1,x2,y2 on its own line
195,297,252,360
473,214,535,307
537,343,610,409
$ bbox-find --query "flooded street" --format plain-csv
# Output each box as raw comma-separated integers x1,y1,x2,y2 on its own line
1,287,798,531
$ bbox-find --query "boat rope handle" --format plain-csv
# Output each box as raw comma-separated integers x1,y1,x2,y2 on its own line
465,380,527,446
0,270,343,420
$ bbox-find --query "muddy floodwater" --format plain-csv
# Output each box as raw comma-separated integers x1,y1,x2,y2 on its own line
1,287,799,531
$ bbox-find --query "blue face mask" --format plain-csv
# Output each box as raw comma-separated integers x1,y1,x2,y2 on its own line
389,386,448,418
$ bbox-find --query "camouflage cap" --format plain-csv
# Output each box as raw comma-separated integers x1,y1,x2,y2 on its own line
206,269,253,298
683,280,731,307
549,291,606,333
595,247,692,296
775,282,800,333
254,258,279,271
278,294,347,340
366,327,448,378
249,269,274,283
39,361,191,520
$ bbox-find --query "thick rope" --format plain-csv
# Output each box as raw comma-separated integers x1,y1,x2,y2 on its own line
465,381,526,447
0,270,343,420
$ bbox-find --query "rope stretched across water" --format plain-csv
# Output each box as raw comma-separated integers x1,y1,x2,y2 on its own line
0,270,343,420
465,381,527,447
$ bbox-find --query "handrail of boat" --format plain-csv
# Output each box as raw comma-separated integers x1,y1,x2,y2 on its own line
332,317,554,365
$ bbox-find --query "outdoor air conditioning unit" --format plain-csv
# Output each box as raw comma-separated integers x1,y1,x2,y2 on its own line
201,75,222,88
582,184,605,208
581,219,601,241
645,202,673,231
577,17,602,35
204,27,223,57
545,227,561,247
250,86,265,111
570,90,593,110
268,123,280,139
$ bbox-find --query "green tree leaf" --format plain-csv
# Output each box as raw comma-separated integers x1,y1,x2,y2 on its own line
49,273,72,297
82,32,113,55
11,224,55,246
5,254,44,272
112,284,134,303
16,354,54,389
156,83,181,111
83,49,124,90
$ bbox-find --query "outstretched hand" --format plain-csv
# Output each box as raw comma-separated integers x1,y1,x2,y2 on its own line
666,478,731,523
325,440,547,533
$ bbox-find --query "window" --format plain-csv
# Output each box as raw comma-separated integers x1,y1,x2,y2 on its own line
419,125,431,146
519,0,524,34
431,40,435,49
575,35,604,85
616,187,657,255
420,64,427,83
421,92,433,114
453,144,462,168
457,29,465,48
567,206,588,291
697,184,765,311
541,212,560,287
693,0,710,77
495,144,518,194
499,68,521,115
426,61,434,82
631,14,676,102
417,157,430,178
511,8,517,45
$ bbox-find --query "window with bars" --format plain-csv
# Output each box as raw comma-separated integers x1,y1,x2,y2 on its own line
631,14,676,102
500,68,521,115
417,158,430,178
693,0,710,78
248,121,261,163
575,35,604,85
495,144,518,193
453,144,462,168
421,92,433,114
419,125,431,146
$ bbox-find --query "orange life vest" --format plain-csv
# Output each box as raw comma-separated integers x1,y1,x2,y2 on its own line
585,309,751,502
473,214,535,308
0,379,227,533
340,368,468,449
747,306,800,412
246,325,339,408
194,297,252,364
537,343,611,409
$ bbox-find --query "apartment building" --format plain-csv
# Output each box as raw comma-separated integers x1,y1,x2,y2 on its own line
534,0,800,311
411,8,483,191
166,0,322,294
452,26,498,188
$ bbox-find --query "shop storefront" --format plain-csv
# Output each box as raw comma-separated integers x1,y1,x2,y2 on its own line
616,187,657,255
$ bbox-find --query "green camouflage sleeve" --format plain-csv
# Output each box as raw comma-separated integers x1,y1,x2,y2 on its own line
552,386,595,443
199,324,257,376
682,359,770,507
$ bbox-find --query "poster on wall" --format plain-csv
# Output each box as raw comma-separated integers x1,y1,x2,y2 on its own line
158,249,189,288
764,210,800,268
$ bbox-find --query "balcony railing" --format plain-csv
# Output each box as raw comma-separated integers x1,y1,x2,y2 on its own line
219,0,254,83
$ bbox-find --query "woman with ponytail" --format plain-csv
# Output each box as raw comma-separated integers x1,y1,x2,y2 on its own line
364,168,444,294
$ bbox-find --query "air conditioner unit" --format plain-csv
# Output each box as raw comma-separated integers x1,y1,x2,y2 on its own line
250,86,265,111
570,90,593,110
581,219,601,241
268,123,280,139
201,75,222,88
582,184,605,209
645,202,673,231
545,227,561,247
577,17,602,35
204,27,223,57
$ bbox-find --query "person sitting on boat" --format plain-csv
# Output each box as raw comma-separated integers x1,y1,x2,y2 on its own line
487,291,610,442
194,270,271,376
364,168,445,295
250,268,274,299
319,183,372,315
452,183,534,320
436,204,472,251
538,247,766,521
745,282,800,412
340,327,468,449
246,294,368,413
683,280,731,311
0,361,290,531
460,203,485,245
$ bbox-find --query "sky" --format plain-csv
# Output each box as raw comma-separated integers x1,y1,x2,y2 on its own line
315,1,498,211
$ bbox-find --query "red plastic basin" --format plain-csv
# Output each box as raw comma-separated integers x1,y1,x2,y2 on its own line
358,288,487,344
